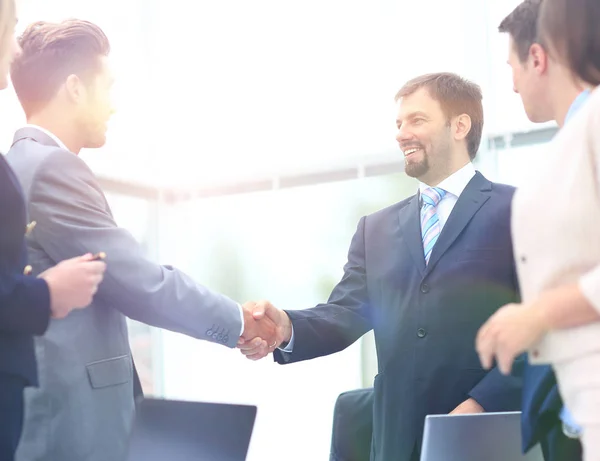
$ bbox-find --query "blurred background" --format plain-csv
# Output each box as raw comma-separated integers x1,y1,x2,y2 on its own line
0,0,554,459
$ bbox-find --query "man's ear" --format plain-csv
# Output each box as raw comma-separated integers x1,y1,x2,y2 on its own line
64,74,85,103
529,43,548,74
453,113,472,142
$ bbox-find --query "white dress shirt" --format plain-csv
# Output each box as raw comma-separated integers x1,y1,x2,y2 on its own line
24,124,70,151
281,162,477,352
418,162,476,232
21,124,246,336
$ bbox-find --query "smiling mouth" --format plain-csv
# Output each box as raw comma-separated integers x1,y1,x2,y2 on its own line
403,147,422,158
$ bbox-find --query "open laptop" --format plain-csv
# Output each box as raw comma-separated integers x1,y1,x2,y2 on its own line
420,411,544,461
125,398,257,461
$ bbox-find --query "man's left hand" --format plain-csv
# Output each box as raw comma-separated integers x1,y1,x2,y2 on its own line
449,398,484,415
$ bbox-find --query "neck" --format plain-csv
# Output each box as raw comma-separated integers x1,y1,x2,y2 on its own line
28,108,83,154
420,158,470,187
550,72,588,128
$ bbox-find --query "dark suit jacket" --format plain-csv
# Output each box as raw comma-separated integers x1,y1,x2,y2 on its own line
274,172,523,461
0,154,50,387
522,363,582,461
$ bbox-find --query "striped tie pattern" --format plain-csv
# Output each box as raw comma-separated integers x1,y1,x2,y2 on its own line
421,187,446,265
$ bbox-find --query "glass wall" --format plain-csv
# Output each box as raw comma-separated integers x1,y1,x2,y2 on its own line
157,172,417,460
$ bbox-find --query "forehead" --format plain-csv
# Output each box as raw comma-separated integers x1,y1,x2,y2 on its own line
95,56,114,83
396,87,443,119
507,36,520,62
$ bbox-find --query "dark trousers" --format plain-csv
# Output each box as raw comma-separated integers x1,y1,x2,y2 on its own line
0,374,26,461
539,422,582,461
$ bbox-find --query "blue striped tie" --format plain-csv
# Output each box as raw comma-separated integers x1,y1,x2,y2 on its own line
421,187,446,265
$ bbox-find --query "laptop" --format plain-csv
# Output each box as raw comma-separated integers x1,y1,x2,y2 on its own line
420,411,544,461
125,398,257,461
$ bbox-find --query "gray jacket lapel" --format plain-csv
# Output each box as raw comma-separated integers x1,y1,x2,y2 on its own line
12,127,60,149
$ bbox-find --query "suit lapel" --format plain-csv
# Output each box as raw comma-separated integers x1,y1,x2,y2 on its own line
425,172,492,273
12,127,61,149
398,194,426,276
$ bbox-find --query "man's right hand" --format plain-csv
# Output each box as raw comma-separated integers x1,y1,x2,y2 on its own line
238,300,292,361
39,253,106,319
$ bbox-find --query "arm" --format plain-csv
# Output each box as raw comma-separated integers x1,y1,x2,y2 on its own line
569,105,600,325
272,216,373,364
528,101,600,330
461,251,524,413
0,270,50,335
467,356,525,412
29,150,242,348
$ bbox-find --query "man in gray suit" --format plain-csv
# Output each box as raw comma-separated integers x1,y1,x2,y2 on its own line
7,19,277,461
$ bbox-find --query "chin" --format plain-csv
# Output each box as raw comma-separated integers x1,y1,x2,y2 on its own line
87,135,107,149
524,103,552,124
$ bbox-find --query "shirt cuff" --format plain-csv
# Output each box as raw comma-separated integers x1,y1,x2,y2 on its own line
279,325,295,352
237,303,244,337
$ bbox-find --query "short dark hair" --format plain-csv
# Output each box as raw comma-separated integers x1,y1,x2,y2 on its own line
10,19,110,117
498,0,543,63
539,0,600,86
394,72,483,160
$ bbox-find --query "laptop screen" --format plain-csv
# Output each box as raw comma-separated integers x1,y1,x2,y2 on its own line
126,398,257,461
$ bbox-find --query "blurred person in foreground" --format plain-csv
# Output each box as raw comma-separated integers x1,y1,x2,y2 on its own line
6,18,276,461
477,0,600,459
493,1,585,459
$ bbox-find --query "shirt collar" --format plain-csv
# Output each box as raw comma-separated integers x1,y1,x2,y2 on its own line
23,124,70,152
418,162,476,199
565,90,591,124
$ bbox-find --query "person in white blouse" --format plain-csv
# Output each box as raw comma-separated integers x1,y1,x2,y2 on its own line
476,0,600,460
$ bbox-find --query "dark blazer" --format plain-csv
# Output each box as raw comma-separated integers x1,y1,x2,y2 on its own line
0,153,50,457
522,363,582,461
274,172,523,461
0,154,50,386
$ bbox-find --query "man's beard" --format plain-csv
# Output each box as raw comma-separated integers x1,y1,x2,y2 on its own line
404,154,429,179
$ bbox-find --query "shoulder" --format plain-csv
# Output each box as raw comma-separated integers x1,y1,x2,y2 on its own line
490,181,516,198
362,195,416,228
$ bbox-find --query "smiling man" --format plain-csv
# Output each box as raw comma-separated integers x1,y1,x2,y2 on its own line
238,72,524,461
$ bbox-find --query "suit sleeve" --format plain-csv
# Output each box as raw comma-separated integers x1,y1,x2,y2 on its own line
468,357,525,412
28,150,242,348
274,216,373,364
0,270,50,335
469,230,524,412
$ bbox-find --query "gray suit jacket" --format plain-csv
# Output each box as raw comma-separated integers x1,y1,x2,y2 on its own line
7,127,242,461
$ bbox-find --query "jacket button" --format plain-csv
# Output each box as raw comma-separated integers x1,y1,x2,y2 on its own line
420,283,430,294
23,265,33,276
417,328,427,338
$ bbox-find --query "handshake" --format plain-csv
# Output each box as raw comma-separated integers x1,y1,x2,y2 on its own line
237,301,292,360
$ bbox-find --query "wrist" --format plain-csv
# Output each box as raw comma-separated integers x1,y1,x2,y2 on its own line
529,299,551,333
281,313,292,343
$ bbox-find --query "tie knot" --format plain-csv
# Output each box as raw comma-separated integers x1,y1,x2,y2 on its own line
421,187,446,207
